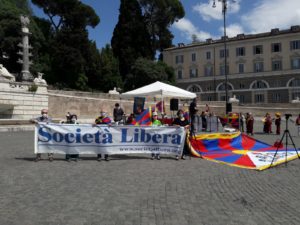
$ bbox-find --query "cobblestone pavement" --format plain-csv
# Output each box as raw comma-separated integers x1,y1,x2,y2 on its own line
0,121,300,225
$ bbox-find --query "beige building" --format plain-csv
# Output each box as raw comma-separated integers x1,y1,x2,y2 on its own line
163,26,300,104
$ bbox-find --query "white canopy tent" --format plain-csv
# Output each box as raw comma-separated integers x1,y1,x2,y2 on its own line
121,81,196,113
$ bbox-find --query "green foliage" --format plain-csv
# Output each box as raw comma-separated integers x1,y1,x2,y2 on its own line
125,57,175,90
100,44,122,92
111,0,153,79
28,83,38,92
138,0,185,56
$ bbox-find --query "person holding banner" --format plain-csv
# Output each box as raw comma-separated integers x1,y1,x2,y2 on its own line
151,111,162,160
94,110,112,161
65,114,80,162
173,109,190,160
31,109,53,162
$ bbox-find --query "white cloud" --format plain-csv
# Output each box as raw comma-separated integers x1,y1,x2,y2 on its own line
219,23,244,37
172,18,213,41
193,0,241,22
242,0,300,33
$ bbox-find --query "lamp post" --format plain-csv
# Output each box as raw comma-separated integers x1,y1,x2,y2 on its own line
212,0,235,114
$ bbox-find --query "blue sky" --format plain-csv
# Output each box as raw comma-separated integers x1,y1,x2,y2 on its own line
30,0,300,49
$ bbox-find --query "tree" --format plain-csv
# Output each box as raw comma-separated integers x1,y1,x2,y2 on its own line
32,0,101,90
125,57,175,90
99,44,122,92
111,0,153,80
138,0,185,59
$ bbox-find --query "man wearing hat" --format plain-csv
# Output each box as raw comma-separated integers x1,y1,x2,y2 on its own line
31,109,53,161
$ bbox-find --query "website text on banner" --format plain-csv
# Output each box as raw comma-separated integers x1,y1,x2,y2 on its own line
35,124,186,156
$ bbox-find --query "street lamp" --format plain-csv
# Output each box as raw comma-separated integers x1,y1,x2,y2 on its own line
212,0,236,114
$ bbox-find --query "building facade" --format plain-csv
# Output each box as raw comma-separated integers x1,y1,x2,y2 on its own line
163,26,300,104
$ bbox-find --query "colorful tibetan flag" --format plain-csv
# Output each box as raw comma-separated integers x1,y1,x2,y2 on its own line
188,132,300,170
131,107,152,126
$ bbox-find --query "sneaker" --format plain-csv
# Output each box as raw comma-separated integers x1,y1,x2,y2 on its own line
97,157,102,162
181,155,186,160
175,155,179,160
157,155,160,160
151,155,155,160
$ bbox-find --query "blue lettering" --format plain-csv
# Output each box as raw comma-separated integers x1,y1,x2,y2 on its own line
172,134,181,145
65,133,75,143
76,128,81,143
152,134,161,143
53,132,63,142
103,133,112,144
83,133,93,143
141,129,151,143
121,128,133,143
38,127,51,142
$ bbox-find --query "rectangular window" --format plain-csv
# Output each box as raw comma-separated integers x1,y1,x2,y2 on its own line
177,70,182,79
236,95,245,103
191,53,196,62
220,65,229,75
206,51,211,60
238,64,244,73
239,83,245,89
253,45,263,54
271,43,281,52
189,68,198,78
272,60,282,71
272,93,281,102
290,40,300,50
273,80,281,87
207,96,212,101
254,62,264,72
204,65,213,76
236,47,245,56
175,55,184,64
291,58,300,69
255,94,264,103
220,49,229,58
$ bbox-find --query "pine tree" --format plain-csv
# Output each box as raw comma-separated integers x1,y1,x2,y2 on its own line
111,0,153,81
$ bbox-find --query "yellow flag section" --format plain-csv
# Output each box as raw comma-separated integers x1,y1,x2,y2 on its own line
188,132,300,170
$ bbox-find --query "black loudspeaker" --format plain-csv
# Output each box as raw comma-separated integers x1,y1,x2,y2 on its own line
226,103,232,114
170,99,179,111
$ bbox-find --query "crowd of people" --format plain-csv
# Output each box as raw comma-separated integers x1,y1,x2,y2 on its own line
31,99,300,162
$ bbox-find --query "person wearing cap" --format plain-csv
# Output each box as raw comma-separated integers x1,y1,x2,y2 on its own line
31,109,53,162
94,110,112,161
274,112,281,135
151,111,162,160
172,109,190,160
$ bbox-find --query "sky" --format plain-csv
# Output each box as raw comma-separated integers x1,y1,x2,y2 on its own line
30,0,300,49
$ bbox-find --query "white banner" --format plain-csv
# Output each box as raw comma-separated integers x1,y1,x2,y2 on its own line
35,123,186,156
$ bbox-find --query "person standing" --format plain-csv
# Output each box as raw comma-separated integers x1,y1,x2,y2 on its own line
94,110,112,161
31,109,53,162
246,112,254,136
113,103,124,124
274,112,281,135
172,109,190,160
151,111,162,160
189,98,198,134
65,114,80,162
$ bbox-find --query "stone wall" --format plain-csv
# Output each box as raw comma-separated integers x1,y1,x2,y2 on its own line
0,80,48,119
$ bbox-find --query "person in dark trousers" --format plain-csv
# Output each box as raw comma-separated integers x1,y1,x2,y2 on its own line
65,114,80,162
31,109,53,162
200,111,207,131
113,103,124,124
173,109,190,160
274,112,281,135
94,111,112,161
189,98,198,134
246,112,254,136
